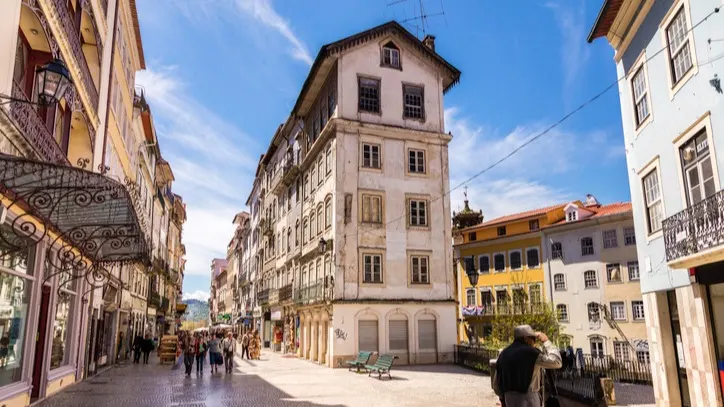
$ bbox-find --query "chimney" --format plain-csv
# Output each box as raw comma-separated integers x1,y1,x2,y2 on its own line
422,34,436,52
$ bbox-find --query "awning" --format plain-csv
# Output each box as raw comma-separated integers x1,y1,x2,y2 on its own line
0,155,151,290
176,303,187,314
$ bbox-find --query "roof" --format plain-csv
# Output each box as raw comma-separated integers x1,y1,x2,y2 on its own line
463,203,568,231
291,20,461,116
587,0,624,43
547,202,632,227
128,0,146,69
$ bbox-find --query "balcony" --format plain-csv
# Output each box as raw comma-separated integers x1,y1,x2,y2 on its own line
160,296,170,314
268,288,280,305
148,292,161,308
293,278,333,306
258,288,270,306
663,191,724,269
260,218,273,237
279,284,293,302
271,160,300,196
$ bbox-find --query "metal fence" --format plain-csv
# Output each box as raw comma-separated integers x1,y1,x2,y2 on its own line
576,353,652,385
453,345,499,374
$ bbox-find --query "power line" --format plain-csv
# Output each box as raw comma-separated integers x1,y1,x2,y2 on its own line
333,6,721,241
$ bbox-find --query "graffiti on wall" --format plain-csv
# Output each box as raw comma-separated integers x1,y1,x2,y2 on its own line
334,328,347,341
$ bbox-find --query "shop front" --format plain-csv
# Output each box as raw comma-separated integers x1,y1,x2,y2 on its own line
270,309,283,352
0,156,150,405
691,261,724,404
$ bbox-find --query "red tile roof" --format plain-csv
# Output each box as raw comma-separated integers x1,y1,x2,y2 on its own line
587,0,624,43
464,203,568,230
547,202,632,227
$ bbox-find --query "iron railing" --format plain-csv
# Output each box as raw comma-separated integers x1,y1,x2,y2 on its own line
8,81,68,164
257,288,269,305
279,284,293,302
268,288,279,305
160,296,170,313
453,345,498,374
293,278,332,305
663,190,724,262
574,354,652,385
148,292,161,308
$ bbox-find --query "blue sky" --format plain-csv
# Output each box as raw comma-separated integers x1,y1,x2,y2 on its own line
134,0,631,301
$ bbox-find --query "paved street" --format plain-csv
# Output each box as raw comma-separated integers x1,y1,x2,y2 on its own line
37,351,656,407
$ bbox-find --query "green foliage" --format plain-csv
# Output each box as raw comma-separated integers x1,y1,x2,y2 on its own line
484,302,561,349
182,299,210,322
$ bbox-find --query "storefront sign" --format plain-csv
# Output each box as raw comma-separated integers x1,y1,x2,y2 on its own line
271,310,282,321
252,308,262,318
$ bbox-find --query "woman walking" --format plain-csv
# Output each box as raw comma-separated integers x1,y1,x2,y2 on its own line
182,332,195,377
221,331,236,373
194,333,207,374
207,333,222,374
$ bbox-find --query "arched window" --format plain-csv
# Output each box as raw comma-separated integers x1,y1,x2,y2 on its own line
381,41,400,68
310,211,316,239
316,258,322,281
302,218,308,245
556,304,568,321
301,265,307,287
287,227,291,252
324,255,331,277
295,219,300,246
317,157,324,185
325,196,332,229
317,205,323,235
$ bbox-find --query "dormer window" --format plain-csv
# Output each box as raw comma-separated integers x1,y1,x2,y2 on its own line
566,211,578,222
382,42,400,68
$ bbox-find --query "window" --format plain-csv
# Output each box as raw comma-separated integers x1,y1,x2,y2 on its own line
302,219,308,245
642,169,663,233
418,319,437,351
632,300,645,320
381,42,400,68
581,237,594,256
411,255,429,284
403,85,424,119
469,232,477,242
666,8,693,84
408,149,425,173
637,350,651,365
409,199,428,226
466,289,476,306
588,303,601,323
325,198,332,229
628,261,640,281
480,290,493,308
493,253,505,272
295,179,301,202
295,220,300,246
606,263,622,283
611,301,626,321
529,219,539,231
358,77,380,113
631,67,650,126
624,227,636,246
680,130,715,206
554,274,566,291
310,167,316,193
526,248,540,268
309,212,316,239
363,254,382,283
317,158,324,185
362,143,381,169
551,242,563,260
362,194,382,224
326,147,332,175
614,341,630,363
358,320,379,352
509,250,522,270
388,319,408,351
584,270,598,289
602,229,618,249
497,226,506,236
556,304,568,321
529,284,541,306
567,211,578,222
287,228,291,252
317,206,324,235
478,255,489,274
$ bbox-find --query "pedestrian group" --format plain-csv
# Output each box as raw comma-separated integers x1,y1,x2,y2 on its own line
179,329,262,377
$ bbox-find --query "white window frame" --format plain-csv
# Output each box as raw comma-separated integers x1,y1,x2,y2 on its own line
465,288,476,307
361,142,381,169
362,253,383,284
402,84,424,120
590,336,605,358
407,149,426,174
525,247,540,269
508,249,523,271
602,229,618,249
493,253,506,273
660,1,698,96
551,242,563,260
478,254,490,274
553,273,566,291
610,301,627,321
408,198,428,227
584,270,598,289
381,42,401,68
623,226,636,246
628,50,653,133
581,237,594,256
613,341,631,363
632,300,645,320
410,254,430,285
628,261,640,281
672,114,721,210
638,156,665,240
556,304,568,322
606,263,622,283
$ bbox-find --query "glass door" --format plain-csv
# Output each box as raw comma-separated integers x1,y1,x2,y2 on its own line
668,291,691,406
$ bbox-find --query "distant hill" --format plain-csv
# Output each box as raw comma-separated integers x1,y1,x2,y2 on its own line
182,299,209,322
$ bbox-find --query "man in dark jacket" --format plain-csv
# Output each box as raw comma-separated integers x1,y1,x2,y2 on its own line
141,334,154,364
493,325,562,407
132,335,143,364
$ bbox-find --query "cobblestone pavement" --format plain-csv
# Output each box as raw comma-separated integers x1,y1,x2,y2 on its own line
37,351,501,407
36,351,655,407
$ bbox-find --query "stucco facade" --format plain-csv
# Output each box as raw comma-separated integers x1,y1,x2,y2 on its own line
589,0,724,405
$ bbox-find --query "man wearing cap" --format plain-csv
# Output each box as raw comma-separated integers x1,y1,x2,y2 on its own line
493,325,562,407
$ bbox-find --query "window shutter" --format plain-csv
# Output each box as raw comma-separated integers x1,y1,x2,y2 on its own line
418,320,437,350
358,320,378,352
389,320,409,351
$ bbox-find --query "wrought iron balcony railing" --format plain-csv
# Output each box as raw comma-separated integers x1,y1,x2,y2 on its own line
148,292,161,308
293,278,333,306
279,284,293,302
50,0,99,109
160,296,170,313
268,288,279,305
663,190,724,265
7,82,68,165
257,288,270,305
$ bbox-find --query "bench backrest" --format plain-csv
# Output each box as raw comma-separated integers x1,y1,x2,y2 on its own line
356,351,373,362
374,354,396,368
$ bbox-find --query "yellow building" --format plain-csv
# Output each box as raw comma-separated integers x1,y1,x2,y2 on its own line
453,202,581,343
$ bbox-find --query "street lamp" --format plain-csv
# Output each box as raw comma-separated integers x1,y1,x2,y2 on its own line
464,257,478,287
0,59,72,106
318,238,327,254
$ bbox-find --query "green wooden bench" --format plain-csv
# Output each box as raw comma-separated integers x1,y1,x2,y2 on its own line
365,354,399,380
341,351,373,372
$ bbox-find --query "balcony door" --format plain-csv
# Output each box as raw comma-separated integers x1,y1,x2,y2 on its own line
680,130,716,206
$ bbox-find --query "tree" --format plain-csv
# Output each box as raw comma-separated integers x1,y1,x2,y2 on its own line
486,302,561,349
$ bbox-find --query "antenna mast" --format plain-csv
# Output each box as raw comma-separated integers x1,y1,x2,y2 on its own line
386,0,447,38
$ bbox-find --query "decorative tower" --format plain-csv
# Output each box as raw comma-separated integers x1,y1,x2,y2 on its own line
452,187,483,243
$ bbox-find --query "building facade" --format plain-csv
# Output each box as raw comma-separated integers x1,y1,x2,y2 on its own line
541,200,648,363
230,21,460,367
588,0,724,405
0,1,184,404
454,203,569,343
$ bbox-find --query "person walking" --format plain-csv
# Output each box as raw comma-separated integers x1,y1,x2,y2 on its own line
249,330,261,360
240,331,250,360
207,333,221,374
132,334,143,364
222,331,236,373
142,333,155,364
195,333,207,374
492,325,562,407
182,332,195,377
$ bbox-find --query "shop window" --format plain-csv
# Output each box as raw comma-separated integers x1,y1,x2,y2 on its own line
51,263,78,369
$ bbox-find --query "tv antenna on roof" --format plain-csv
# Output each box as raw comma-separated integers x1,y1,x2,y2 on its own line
386,0,447,38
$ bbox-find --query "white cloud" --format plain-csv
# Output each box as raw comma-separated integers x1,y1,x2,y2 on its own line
183,290,210,302
235,0,313,66
545,1,591,100
445,107,617,219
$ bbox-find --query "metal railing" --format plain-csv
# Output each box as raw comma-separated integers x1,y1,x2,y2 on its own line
453,345,498,374
279,284,293,302
293,278,332,305
268,288,279,305
160,296,170,313
148,292,161,308
257,288,269,305
663,189,724,262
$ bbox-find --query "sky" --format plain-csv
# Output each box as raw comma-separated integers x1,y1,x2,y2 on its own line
134,0,631,302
